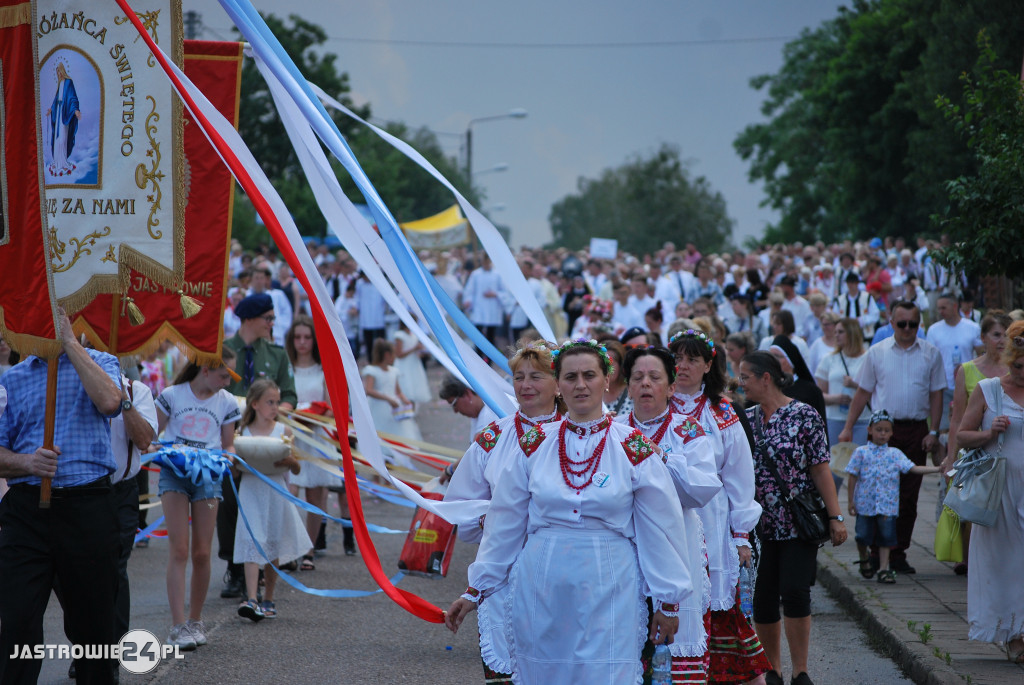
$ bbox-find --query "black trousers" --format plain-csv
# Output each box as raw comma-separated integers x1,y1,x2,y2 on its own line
0,481,119,685
112,479,139,642
753,538,818,623
362,328,386,359
218,472,243,578
61,479,138,681
135,467,149,529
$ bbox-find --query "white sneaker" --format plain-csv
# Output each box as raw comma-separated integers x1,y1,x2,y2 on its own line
186,618,208,646
167,623,197,651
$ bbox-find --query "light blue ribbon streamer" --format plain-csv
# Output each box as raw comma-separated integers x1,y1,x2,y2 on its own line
217,0,511,415
134,515,166,544
228,473,407,598
149,443,231,487
233,457,406,535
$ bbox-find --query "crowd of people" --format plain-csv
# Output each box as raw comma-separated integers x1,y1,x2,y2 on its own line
0,230,1022,683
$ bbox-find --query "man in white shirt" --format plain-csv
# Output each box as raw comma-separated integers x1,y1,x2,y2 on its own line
664,254,696,305
109,375,158,673
355,274,388,355
627,276,657,321
831,273,880,342
438,374,499,444
926,292,983,430
462,255,506,348
583,259,607,298
611,280,644,331
778,275,813,333
248,262,293,345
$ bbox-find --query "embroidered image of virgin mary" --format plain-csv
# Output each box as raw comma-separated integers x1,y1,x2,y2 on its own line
46,57,80,177
40,49,101,187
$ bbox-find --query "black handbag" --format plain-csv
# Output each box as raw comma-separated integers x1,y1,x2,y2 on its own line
753,407,831,546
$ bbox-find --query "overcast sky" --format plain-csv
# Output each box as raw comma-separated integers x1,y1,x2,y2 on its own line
183,1,847,248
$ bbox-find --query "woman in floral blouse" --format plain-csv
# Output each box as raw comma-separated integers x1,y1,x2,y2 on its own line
739,352,847,685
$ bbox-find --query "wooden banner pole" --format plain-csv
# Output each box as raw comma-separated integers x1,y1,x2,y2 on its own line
39,358,58,508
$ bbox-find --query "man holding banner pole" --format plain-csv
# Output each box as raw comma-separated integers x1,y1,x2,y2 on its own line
0,309,122,684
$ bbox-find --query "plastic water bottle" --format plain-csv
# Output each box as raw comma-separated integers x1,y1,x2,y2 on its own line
651,644,672,685
952,345,961,368
739,565,754,622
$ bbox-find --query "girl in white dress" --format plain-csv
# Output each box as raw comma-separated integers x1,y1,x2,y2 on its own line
446,339,694,685
285,316,354,562
392,321,432,404
444,341,563,681
362,339,422,447
956,321,1024,663
233,379,312,621
618,346,722,683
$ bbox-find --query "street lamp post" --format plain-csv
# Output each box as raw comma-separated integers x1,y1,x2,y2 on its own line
465,109,527,180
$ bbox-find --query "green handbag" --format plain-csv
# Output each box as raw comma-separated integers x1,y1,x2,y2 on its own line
934,497,964,563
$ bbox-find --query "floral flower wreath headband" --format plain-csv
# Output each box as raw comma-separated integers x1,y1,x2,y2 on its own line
550,338,615,374
668,329,717,358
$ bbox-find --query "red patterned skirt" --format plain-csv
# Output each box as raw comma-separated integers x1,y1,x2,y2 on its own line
707,604,772,683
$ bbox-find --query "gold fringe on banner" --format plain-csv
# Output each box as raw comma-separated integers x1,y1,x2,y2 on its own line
0,3,30,29
0,312,62,360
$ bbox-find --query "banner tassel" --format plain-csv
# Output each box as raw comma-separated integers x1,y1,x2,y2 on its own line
178,290,203,318
125,297,146,326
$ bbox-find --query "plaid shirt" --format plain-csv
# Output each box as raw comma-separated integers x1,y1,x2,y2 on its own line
0,351,121,487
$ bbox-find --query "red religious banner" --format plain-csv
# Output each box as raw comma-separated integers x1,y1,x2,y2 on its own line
0,0,61,357
74,40,243,364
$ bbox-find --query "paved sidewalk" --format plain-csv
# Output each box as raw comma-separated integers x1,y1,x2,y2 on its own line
820,474,1024,685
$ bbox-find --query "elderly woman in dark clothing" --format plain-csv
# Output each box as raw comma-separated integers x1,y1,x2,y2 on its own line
768,335,827,426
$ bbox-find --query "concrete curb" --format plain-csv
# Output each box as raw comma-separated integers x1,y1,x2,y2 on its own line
817,557,965,685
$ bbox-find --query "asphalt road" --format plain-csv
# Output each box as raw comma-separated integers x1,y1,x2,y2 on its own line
32,365,911,684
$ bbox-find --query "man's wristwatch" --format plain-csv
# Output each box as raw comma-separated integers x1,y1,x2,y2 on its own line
121,398,134,412
928,430,939,436
829,514,845,522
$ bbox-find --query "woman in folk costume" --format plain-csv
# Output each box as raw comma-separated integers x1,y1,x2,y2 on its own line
443,340,563,684
617,346,723,683
669,330,772,684
446,339,694,684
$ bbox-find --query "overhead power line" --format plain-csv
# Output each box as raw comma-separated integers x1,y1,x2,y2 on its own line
207,28,796,50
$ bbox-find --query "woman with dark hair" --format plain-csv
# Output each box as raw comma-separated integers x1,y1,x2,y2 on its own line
446,340,693,684
765,310,810,363
619,346,722,681
444,341,563,683
645,302,665,345
739,351,846,685
768,335,827,426
669,330,770,684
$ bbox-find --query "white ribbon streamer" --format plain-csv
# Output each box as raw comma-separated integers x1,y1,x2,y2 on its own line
150,48,487,523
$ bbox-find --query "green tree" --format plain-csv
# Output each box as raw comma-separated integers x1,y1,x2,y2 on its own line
231,14,474,248
734,0,1024,245
932,31,1024,280
548,144,733,254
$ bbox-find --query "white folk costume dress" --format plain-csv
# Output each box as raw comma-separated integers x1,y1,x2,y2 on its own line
464,415,694,685
444,410,560,678
233,424,313,566
618,408,722,683
290,363,340,489
671,388,770,682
